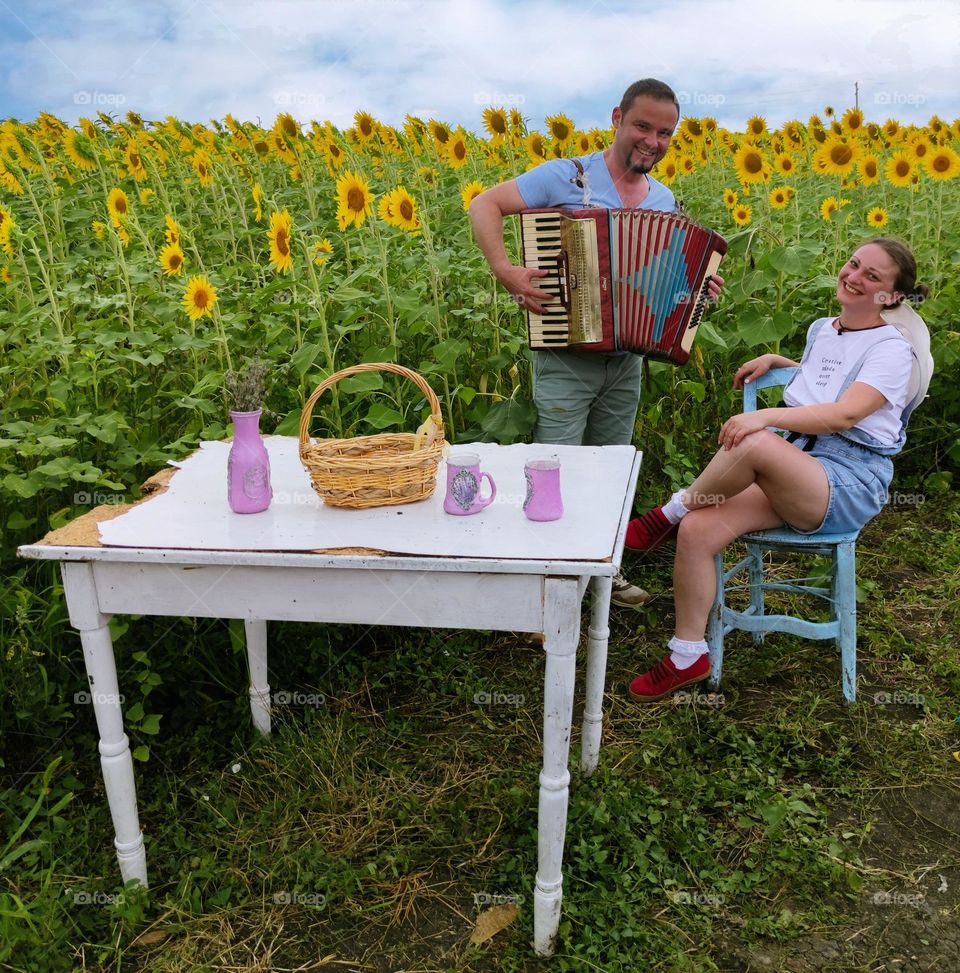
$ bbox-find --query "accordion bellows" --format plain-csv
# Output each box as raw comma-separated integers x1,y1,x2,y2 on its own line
521,208,727,365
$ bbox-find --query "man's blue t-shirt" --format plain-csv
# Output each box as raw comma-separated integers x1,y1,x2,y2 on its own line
515,150,675,212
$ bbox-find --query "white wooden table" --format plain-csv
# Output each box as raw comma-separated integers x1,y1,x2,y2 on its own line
18,439,641,956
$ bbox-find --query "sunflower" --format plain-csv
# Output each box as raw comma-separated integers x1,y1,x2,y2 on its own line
380,126,403,155
164,213,181,245
722,187,738,207
731,203,752,226
575,132,591,154
383,187,420,232
866,207,888,228
820,196,841,221
924,145,960,180
445,131,469,168
416,165,439,186
107,187,130,227
323,139,345,171
858,155,880,184
1,265,11,285
524,132,547,164
815,136,859,177
91,220,106,240
909,136,932,163
159,241,185,276
482,107,508,143
274,112,301,144
733,144,770,184
125,140,147,181
885,151,914,188
680,117,705,142
190,149,212,187
267,209,293,273
253,139,270,159
182,275,217,320
377,192,396,224
251,183,263,222
809,124,827,145
546,113,574,146
460,180,485,211
841,108,864,134
679,155,696,176
354,110,377,142
823,105,835,118
781,120,805,149
774,153,797,177
428,119,451,147
312,238,333,266
79,116,98,140
744,115,767,139
768,186,793,208
335,170,374,230
63,129,98,171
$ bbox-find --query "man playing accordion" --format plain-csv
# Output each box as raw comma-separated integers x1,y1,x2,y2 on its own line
469,78,721,608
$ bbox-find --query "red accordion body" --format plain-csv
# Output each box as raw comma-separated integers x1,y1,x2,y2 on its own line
520,208,727,365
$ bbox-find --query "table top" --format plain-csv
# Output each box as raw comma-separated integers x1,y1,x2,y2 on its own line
19,439,641,576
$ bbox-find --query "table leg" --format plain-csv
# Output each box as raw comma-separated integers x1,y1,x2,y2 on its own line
244,619,271,735
581,574,612,777
533,577,579,957
61,562,148,887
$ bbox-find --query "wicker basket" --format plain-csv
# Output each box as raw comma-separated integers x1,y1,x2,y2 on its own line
298,362,446,509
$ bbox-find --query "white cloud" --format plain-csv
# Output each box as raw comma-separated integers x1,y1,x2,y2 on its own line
1,0,957,129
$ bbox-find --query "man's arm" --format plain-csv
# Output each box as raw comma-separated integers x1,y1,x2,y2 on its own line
468,180,554,314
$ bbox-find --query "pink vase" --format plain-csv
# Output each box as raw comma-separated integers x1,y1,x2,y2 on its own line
227,410,272,513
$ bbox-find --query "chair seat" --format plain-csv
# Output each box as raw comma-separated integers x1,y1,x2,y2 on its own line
740,526,860,546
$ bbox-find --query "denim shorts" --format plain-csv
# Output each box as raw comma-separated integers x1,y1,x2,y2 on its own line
784,433,894,535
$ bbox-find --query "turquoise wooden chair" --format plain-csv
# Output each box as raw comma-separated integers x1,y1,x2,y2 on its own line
706,367,860,702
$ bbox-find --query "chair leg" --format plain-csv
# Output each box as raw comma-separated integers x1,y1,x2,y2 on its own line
834,540,857,703
707,552,725,690
747,543,766,645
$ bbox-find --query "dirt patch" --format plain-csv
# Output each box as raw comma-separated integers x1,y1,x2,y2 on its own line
715,783,960,972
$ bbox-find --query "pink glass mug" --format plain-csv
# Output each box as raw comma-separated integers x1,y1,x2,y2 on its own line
443,451,497,515
523,457,563,521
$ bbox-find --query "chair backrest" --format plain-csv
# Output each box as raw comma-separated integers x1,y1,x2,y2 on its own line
742,367,797,413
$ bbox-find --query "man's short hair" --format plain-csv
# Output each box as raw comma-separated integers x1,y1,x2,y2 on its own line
619,79,680,117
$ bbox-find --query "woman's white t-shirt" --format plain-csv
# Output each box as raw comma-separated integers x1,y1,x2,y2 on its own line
783,318,912,446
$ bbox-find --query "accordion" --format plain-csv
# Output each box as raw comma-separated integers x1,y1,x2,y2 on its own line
520,208,727,365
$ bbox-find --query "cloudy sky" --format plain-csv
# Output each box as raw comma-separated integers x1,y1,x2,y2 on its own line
1,0,957,134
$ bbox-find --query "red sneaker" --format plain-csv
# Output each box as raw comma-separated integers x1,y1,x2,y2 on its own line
629,654,710,702
625,506,679,551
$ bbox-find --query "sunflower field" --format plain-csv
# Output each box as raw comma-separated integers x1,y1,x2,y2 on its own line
1,100,960,970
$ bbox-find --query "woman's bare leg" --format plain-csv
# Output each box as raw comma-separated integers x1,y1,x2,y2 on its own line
673,485,783,641
683,429,830,532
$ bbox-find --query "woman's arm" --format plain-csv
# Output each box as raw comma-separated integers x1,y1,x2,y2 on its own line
718,381,887,450
733,353,801,389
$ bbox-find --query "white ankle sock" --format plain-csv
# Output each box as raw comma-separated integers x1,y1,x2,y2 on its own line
662,490,691,525
668,635,707,669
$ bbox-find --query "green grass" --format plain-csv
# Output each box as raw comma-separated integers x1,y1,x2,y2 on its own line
2,492,959,972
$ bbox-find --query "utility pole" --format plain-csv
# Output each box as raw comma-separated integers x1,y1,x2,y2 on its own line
854,82,859,110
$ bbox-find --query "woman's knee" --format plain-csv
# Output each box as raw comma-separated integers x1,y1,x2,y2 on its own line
676,508,730,556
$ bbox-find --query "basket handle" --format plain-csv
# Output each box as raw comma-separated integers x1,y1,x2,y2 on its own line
299,362,444,448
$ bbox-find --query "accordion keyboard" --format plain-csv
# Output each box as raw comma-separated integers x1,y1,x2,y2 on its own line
520,211,572,346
